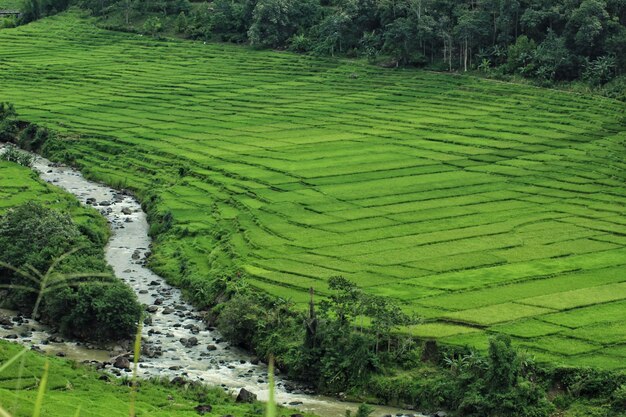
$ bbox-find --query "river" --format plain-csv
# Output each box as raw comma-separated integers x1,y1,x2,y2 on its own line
0,148,428,417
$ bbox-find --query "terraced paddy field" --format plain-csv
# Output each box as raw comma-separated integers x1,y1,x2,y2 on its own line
1,11,626,370
0,159,108,236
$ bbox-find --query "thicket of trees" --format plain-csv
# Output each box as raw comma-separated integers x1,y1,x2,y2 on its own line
77,0,626,88
211,275,626,417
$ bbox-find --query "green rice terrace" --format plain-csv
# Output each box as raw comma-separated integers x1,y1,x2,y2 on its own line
1,11,626,371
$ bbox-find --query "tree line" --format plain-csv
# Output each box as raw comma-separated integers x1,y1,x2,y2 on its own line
5,0,624,90
73,0,626,89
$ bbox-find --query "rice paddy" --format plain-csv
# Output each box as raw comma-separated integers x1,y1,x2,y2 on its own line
1,11,625,370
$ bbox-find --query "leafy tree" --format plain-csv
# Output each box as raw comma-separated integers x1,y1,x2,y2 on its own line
565,0,610,56
313,11,353,56
143,15,163,36
174,11,188,33
507,35,536,74
583,55,617,85
248,0,321,48
534,30,573,80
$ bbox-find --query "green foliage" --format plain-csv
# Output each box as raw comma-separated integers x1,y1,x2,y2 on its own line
0,203,141,342
82,0,626,85
0,102,18,142
173,11,187,34
0,339,305,417
355,403,373,417
142,15,162,36
19,0,71,24
1,145,34,167
612,385,626,411
507,35,537,75
0,15,17,28
247,0,321,48
583,55,616,85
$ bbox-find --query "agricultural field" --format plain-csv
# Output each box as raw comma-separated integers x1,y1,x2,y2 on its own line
1,11,625,370
0,0,21,10
0,159,107,235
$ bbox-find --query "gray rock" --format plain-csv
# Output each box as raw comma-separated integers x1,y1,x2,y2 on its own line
113,356,131,370
194,404,212,415
180,337,198,348
236,388,257,403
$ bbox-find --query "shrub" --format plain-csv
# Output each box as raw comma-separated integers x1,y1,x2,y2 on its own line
0,203,141,342
0,102,18,142
143,16,162,37
1,144,35,167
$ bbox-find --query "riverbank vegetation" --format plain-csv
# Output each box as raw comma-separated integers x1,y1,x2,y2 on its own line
0,132,141,342
0,340,304,417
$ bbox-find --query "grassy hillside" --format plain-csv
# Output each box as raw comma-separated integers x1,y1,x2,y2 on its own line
1,11,625,370
0,341,294,417
0,0,21,9
0,160,108,239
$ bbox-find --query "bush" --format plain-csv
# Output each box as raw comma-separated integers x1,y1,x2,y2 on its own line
0,203,141,342
0,102,18,142
1,144,35,167
0,16,17,28
143,16,162,37
612,385,626,410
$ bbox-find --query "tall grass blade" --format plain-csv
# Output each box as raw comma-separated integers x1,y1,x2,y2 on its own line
129,320,143,417
0,405,13,417
266,356,276,417
32,361,49,417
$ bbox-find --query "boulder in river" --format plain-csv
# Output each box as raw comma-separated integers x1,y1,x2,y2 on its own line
180,337,198,348
206,344,217,351
113,356,131,370
236,388,257,403
121,207,132,215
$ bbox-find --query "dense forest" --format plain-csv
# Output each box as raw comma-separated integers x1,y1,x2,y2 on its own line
7,0,626,94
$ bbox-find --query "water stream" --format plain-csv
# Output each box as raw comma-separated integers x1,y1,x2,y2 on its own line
0,149,427,417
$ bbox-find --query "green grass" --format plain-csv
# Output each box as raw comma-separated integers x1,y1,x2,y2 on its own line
0,161,108,241
0,0,21,9
0,341,306,417
1,10,626,369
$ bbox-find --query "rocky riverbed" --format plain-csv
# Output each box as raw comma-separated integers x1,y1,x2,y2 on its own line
0,149,430,417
